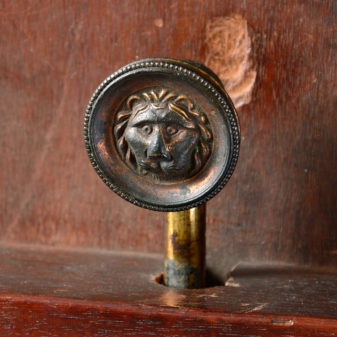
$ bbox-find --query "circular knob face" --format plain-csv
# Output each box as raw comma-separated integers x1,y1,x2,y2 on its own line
84,58,240,211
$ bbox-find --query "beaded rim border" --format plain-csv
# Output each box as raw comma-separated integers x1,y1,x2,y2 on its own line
84,60,240,212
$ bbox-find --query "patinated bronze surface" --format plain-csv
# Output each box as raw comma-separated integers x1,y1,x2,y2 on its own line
114,88,213,181
84,58,240,211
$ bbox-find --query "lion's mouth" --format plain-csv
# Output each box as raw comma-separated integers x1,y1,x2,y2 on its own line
138,159,186,178
139,159,175,174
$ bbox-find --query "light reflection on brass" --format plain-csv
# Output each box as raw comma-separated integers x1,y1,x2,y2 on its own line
164,204,206,288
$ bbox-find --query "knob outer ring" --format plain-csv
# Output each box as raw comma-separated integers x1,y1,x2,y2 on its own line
84,58,240,212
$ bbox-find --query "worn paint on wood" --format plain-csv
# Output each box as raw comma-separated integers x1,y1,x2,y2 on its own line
205,15,257,108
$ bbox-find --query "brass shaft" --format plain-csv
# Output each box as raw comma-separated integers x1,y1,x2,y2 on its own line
164,204,206,288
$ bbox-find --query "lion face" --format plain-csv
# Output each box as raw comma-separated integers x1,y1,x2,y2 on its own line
124,103,200,179
114,88,213,182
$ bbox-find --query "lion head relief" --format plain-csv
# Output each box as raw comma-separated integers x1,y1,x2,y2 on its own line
114,88,213,181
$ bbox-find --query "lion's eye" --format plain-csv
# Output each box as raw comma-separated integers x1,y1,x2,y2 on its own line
166,125,178,135
141,124,152,135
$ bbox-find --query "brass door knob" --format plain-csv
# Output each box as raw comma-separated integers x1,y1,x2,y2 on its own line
84,58,240,288
84,58,240,212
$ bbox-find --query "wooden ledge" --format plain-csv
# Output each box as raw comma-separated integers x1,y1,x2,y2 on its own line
1,243,337,336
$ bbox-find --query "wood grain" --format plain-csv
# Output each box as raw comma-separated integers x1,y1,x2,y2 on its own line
1,244,337,336
0,0,336,280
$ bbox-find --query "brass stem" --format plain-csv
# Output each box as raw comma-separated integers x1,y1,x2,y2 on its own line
164,204,206,288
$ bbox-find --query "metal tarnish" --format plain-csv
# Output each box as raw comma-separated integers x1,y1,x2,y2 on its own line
114,87,213,181
84,58,240,212
164,204,206,288
84,58,240,289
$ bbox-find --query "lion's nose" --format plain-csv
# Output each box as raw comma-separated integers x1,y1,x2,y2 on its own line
147,129,171,160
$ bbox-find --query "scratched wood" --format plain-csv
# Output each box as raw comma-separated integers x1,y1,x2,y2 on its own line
1,245,337,336
0,0,336,282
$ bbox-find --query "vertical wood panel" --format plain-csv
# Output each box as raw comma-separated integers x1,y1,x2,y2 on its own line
0,0,336,277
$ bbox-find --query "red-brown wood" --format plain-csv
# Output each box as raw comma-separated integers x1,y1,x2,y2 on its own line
1,244,337,336
2,295,337,337
0,1,336,334
1,0,336,277
1,1,336,279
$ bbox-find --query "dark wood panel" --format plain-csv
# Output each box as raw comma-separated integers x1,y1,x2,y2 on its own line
0,0,336,279
1,244,337,336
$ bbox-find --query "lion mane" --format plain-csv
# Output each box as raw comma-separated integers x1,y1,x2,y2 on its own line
114,88,213,177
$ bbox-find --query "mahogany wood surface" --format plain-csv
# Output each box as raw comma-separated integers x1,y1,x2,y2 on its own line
1,244,337,336
0,0,336,288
